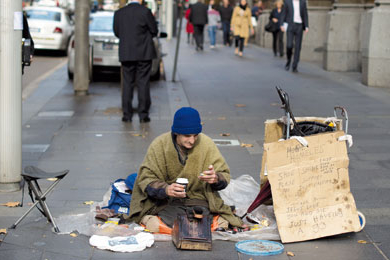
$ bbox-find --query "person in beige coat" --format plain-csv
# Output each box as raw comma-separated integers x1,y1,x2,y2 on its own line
231,0,254,57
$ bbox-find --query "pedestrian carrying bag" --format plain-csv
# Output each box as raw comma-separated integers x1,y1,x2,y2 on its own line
103,173,137,214
265,21,277,32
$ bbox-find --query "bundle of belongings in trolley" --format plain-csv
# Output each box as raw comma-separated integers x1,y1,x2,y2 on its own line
88,87,364,252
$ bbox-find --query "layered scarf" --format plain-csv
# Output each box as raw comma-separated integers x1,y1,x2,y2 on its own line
239,3,247,10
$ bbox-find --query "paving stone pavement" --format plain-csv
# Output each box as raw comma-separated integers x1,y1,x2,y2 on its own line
0,28,390,260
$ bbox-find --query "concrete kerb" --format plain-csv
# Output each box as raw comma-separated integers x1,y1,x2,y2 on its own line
22,65,71,126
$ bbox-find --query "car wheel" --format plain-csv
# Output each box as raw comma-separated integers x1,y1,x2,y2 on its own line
68,69,73,80
62,49,68,57
150,61,161,81
91,66,98,82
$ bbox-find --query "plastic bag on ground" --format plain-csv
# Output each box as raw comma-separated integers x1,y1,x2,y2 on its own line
55,187,112,236
218,175,260,217
213,204,280,241
215,175,280,241
55,212,96,236
89,232,154,253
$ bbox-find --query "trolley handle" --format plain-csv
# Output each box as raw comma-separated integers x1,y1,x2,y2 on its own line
334,106,349,134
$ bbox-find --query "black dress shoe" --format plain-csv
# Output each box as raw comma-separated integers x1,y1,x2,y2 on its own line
140,117,151,123
292,67,298,73
122,117,132,123
285,61,291,71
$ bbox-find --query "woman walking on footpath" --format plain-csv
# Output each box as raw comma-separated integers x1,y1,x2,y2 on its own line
207,5,220,48
270,0,284,57
231,0,253,57
185,7,194,44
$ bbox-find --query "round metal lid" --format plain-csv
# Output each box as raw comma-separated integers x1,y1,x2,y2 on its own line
235,240,284,256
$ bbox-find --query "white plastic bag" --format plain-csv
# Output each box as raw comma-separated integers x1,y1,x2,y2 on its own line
219,175,260,217
215,175,280,241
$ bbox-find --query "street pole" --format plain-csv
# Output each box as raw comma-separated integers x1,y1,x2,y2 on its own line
172,1,183,82
161,0,166,29
0,0,23,192
74,0,90,96
166,0,173,40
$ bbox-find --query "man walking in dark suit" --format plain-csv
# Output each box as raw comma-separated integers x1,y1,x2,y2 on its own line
280,0,308,73
189,0,208,51
114,0,158,123
218,0,233,46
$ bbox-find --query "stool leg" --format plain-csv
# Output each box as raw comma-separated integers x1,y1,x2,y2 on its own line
39,200,60,233
10,200,41,229
29,181,61,233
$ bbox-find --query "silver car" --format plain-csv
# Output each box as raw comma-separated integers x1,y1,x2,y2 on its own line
67,11,162,81
25,6,74,52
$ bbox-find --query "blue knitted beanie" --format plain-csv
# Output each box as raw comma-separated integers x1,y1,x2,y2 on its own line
171,107,202,134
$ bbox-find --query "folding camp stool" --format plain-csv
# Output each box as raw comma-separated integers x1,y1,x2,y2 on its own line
10,166,69,233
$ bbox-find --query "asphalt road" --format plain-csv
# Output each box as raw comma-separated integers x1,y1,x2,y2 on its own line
22,50,68,90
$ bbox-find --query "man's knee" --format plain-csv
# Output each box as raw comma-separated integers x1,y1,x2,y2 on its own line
217,216,229,229
141,215,160,233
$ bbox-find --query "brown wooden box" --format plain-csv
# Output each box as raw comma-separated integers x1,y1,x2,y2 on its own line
172,214,212,251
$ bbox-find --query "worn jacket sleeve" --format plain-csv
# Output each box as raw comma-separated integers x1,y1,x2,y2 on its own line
189,6,193,23
302,0,309,28
210,172,228,191
137,146,165,193
146,9,158,37
279,1,287,25
113,11,119,37
206,6,209,24
269,9,275,21
145,180,168,200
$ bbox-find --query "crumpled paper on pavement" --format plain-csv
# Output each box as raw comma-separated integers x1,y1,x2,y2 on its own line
89,232,154,253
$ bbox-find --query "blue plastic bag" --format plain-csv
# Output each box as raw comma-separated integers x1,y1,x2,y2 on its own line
103,173,137,214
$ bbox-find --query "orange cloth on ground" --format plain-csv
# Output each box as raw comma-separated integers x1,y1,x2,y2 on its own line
142,215,221,235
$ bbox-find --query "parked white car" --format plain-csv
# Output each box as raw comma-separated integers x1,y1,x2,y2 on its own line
67,11,163,81
25,6,74,52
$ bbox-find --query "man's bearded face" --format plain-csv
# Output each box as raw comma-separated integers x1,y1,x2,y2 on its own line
176,134,199,149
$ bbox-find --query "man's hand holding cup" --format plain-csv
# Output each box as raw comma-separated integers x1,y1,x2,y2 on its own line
166,178,188,198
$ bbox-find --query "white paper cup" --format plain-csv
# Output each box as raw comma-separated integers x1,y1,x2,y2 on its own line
176,178,188,192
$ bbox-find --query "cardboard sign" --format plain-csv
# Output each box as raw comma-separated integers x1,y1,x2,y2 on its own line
265,131,360,243
259,117,343,188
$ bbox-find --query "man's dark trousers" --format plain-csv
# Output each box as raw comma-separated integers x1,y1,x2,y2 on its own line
286,23,303,69
272,30,284,56
222,21,231,45
122,60,152,121
193,25,205,49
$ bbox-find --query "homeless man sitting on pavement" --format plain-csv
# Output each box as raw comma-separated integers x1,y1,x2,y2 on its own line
123,107,244,232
